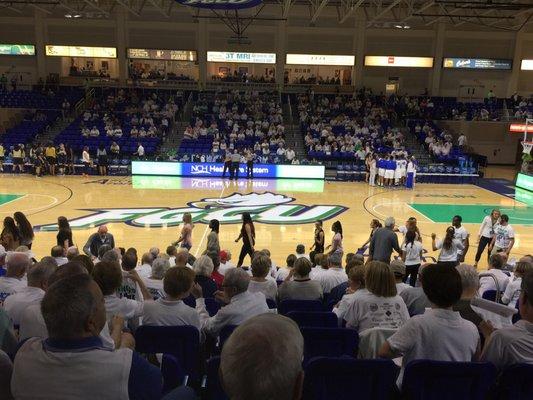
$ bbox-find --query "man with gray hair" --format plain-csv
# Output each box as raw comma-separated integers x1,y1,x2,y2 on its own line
369,216,401,263
0,252,30,302
142,257,170,299
11,274,163,399
66,246,79,260
83,225,115,258
220,314,304,400
192,267,270,338
4,261,57,326
136,252,153,279
312,252,347,294
51,245,68,266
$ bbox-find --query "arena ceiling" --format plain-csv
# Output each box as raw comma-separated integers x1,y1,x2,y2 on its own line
0,0,532,30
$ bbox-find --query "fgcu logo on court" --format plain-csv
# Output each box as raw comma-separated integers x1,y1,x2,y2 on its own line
36,192,347,231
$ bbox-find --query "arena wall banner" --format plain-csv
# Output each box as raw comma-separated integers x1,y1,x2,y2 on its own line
131,161,325,180
443,57,512,70
175,0,262,9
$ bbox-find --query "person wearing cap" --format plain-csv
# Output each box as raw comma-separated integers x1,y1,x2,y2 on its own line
83,225,115,258
218,250,235,276
391,260,410,295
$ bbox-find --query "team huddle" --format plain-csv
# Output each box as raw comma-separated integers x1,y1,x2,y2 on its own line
366,153,416,188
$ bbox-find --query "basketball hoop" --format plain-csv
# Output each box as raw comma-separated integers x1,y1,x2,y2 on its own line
523,141,533,154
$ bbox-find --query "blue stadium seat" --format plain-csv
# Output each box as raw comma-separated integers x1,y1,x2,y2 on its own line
402,360,497,400
135,325,200,383
286,311,338,328
300,327,359,364
482,290,497,302
302,357,398,400
205,357,229,400
218,324,238,350
279,300,324,315
496,364,533,400
205,297,222,317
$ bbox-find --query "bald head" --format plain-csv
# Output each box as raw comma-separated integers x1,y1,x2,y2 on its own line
97,225,108,235
66,246,79,260
6,252,31,278
221,314,304,400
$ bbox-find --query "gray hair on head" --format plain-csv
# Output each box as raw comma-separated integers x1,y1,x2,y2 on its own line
193,255,214,277
27,261,58,288
455,264,479,291
384,217,395,228
6,252,31,276
101,249,120,264
97,244,112,260
66,246,79,260
151,257,171,280
223,268,250,294
221,314,304,400
328,252,342,267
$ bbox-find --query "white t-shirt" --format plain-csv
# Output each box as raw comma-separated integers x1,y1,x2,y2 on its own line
344,291,410,333
396,282,411,295
313,267,348,294
479,268,510,296
401,241,423,266
142,299,201,330
218,262,235,276
104,294,144,321
136,264,152,279
388,308,479,385
3,286,45,326
247,279,278,301
501,276,521,307
453,226,469,255
275,267,291,282
435,239,464,262
479,216,498,239
493,224,515,249
0,277,26,303
333,288,369,323
143,278,165,299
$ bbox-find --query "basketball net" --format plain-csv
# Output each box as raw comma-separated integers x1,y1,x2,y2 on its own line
523,141,533,154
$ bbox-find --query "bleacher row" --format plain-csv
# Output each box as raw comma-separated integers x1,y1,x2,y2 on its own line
0,88,83,109
135,301,531,400
1,111,60,149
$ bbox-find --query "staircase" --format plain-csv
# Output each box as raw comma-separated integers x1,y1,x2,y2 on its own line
156,92,194,159
403,128,432,165
35,117,72,144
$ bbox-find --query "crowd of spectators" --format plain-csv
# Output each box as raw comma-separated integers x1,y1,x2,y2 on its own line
288,75,344,85
0,209,531,398
210,71,275,84
508,93,533,120
129,64,196,82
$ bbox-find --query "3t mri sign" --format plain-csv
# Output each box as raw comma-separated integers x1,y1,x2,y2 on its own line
36,193,347,231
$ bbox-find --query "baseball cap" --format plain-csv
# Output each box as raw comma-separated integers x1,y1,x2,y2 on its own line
390,259,406,276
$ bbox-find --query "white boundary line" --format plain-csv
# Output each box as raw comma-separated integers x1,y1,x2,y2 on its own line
0,194,59,214
404,203,437,224
0,194,27,208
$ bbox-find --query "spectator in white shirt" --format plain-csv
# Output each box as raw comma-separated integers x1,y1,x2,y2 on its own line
295,244,310,261
4,261,56,326
275,254,296,282
313,252,347,294
333,264,367,323
218,250,235,276
92,261,152,323
489,214,515,257
502,260,533,307
379,264,480,386
0,252,30,303
143,257,171,299
278,257,323,303
401,231,423,287
135,143,145,159
479,254,510,297
475,209,500,268
344,261,410,333
142,266,201,330
431,226,465,267
51,245,68,266
192,267,269,338
481,269,533,370
248,254,277,301
220,314,304,400
136,252,153,279
391,260,410,295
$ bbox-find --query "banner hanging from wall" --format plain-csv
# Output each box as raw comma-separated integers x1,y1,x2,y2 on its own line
0,44,35,56
443,58,512,70
175,0,262,9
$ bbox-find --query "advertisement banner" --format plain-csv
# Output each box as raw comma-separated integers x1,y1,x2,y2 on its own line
45,45,117,58
132,161,325,180
207,51,276,64
364,56,433,68
516,173,533,192
443,58,512,70
286,54,354,66
127,48,197,61
0,44,35,56
175,0,262,9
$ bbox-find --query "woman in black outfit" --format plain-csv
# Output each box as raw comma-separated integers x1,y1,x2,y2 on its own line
57,216,73,250
235,212,255,268
310,220,325,263
14,211,34,249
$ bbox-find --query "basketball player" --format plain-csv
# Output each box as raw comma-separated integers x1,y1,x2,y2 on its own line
406,156,416,189
369,154,377,187
393,156,402,186
230,149,241,180
385,156,395,187
377,155,385,187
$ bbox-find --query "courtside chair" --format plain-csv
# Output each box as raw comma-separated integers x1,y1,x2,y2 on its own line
286,311,338,329
303,357,398,400
278,299,324,315
135,325,201,385
401,360,497,400
496,363,533,400
300,327,359,365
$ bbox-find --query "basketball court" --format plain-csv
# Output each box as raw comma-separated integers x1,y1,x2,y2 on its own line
1,170,531,268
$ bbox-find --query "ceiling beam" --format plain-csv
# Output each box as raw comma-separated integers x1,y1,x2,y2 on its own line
310,0,329,24
116,0,141,16
282,0,294,19
454,0,522,27
31,3,53,14
366,0,403,26
148,0,169,17
399,0,434,23
339,0,365,24
81,0,109,14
